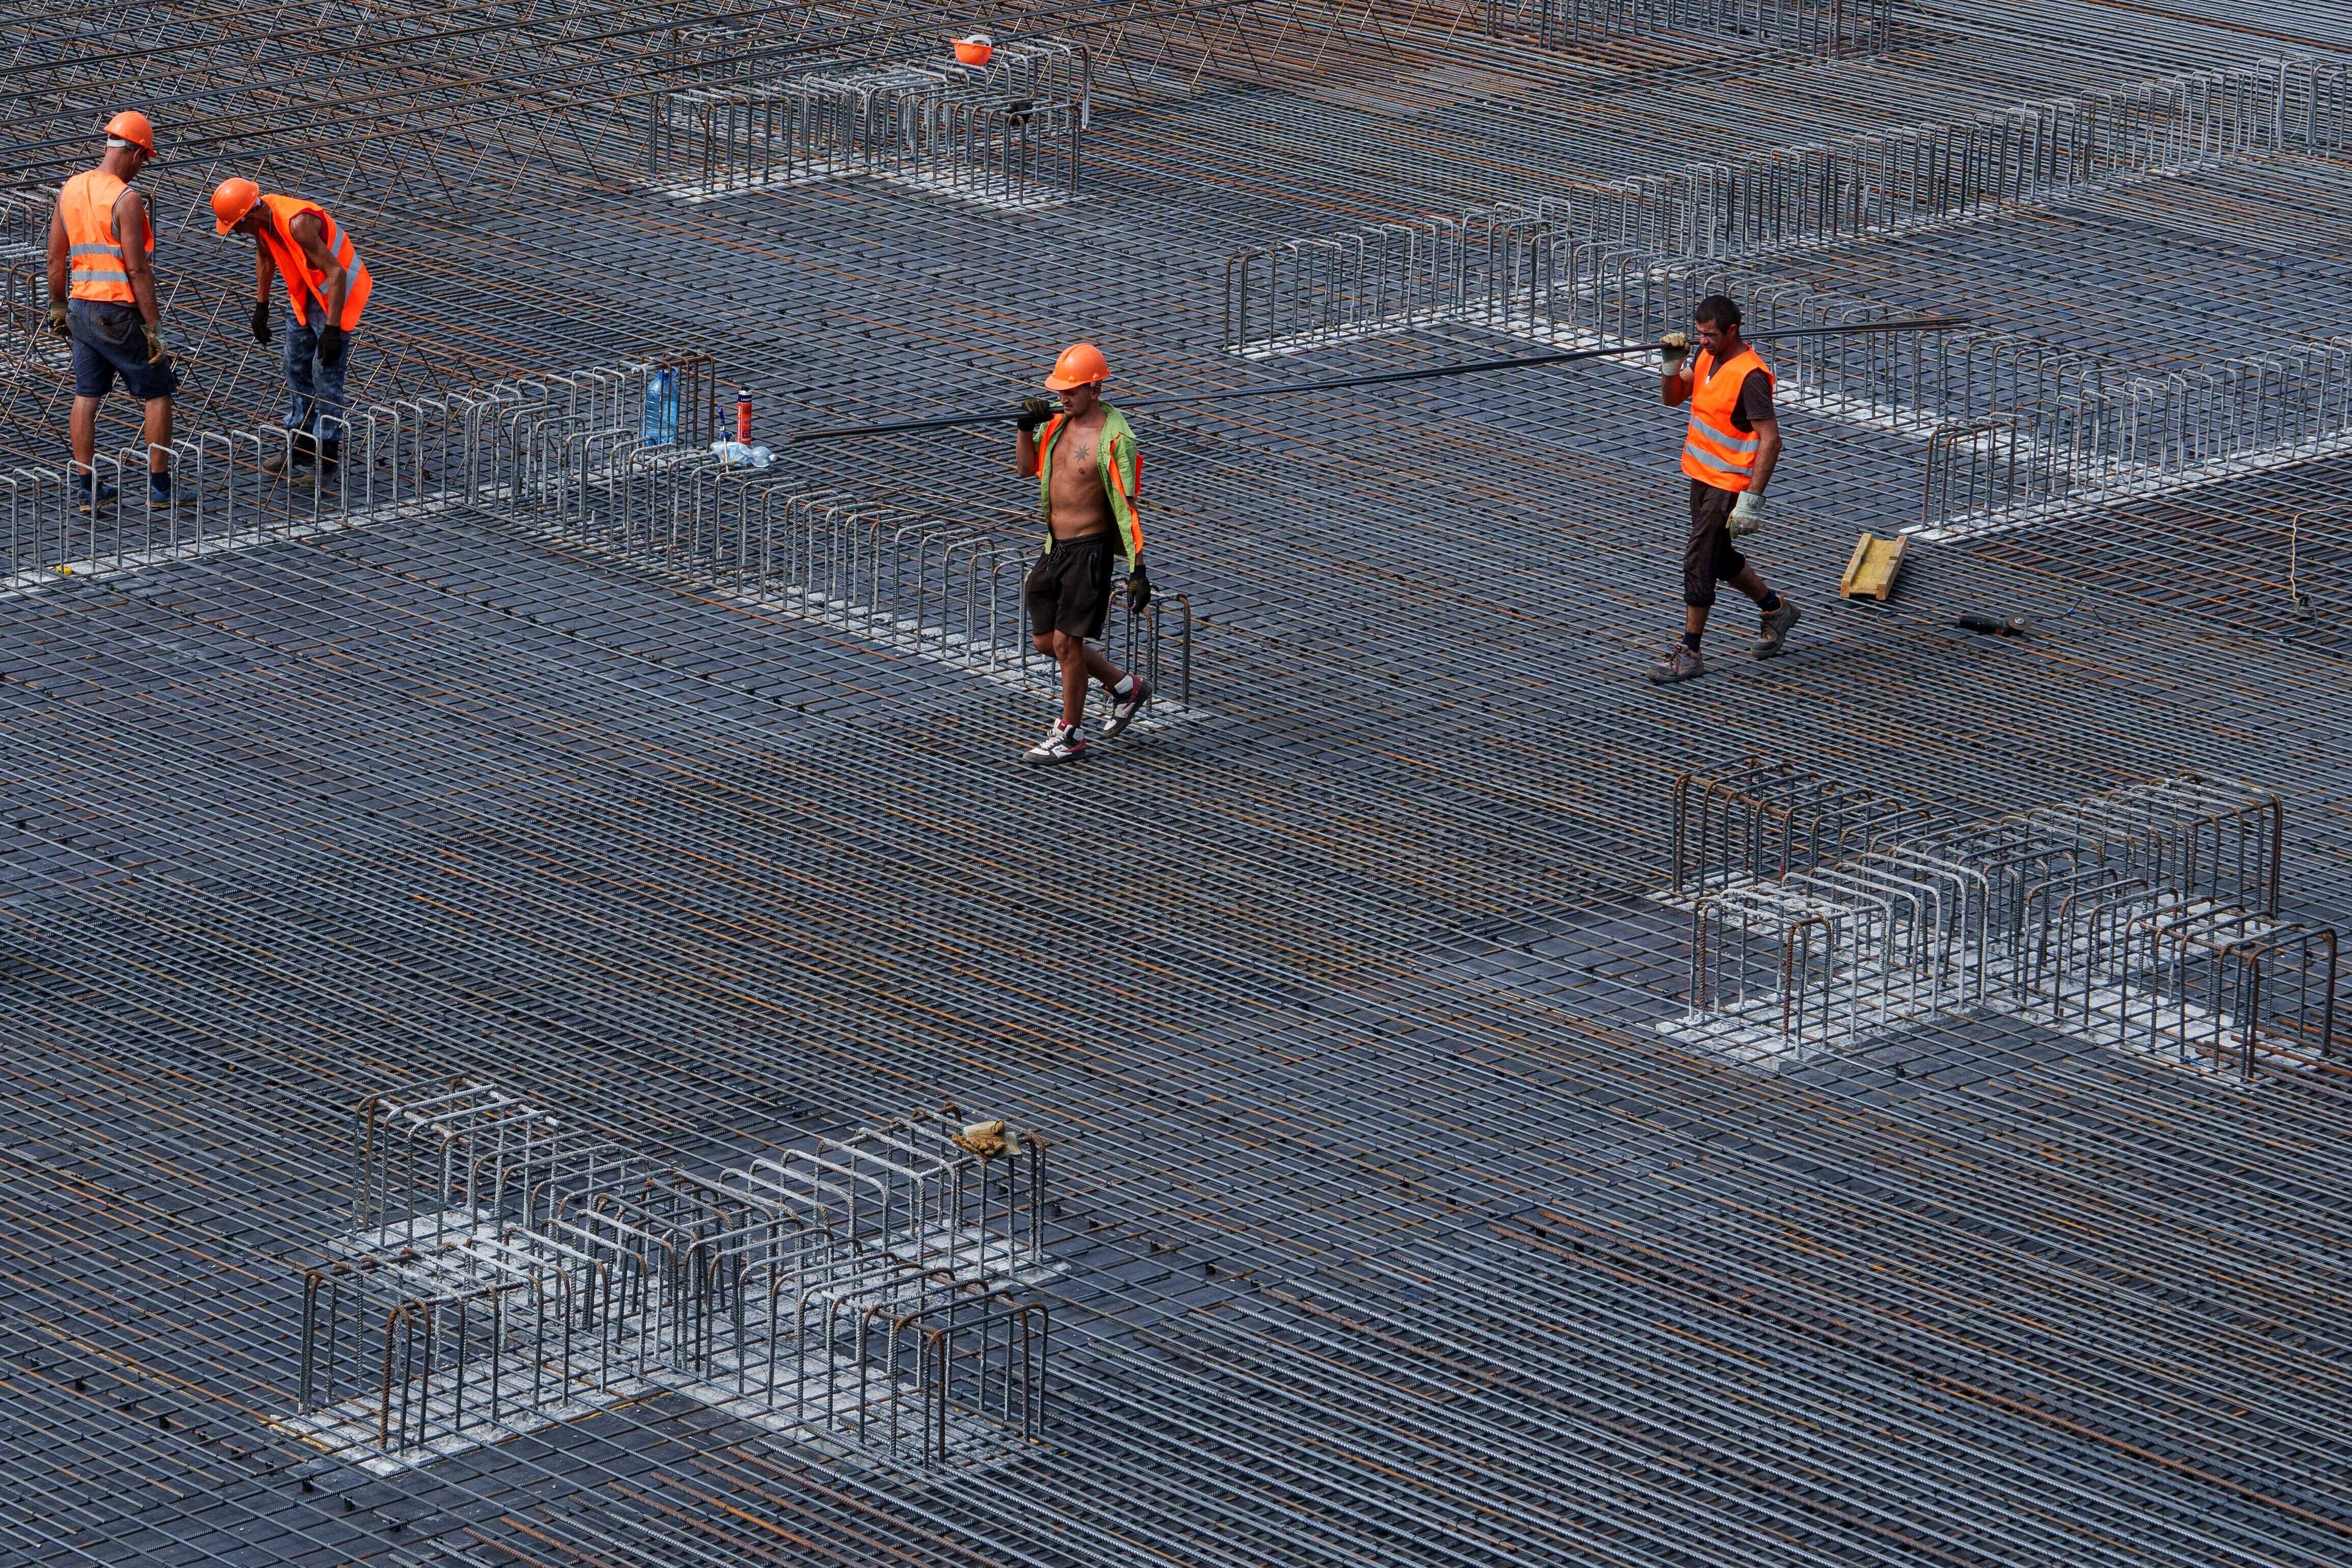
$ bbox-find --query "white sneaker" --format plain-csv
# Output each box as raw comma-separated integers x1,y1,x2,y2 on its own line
1098,678,1152,740
1021,722,1088,765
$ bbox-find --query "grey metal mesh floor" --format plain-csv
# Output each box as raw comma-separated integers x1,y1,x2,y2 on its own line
5,1,2352,1564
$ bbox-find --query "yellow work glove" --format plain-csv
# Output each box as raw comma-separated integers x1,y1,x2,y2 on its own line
48,300,69,337
142,322,169,366
1660,330,1691,377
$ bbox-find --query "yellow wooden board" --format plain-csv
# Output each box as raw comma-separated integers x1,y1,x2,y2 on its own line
1839,530,1906,601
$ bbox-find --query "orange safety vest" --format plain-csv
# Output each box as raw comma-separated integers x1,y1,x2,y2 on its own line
1679,345,1775,494
59,169,153,304
258,194,372,330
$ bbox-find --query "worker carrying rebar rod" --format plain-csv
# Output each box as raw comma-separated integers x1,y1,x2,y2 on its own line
1651,295,1801,685
209,178,374,478
46,111,176,514
1013,342,1153,765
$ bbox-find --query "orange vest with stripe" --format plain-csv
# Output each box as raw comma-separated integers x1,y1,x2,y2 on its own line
1680,345,1774,494
259,194,372,330
59,169,153,304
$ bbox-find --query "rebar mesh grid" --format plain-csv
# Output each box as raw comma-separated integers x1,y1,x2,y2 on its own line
5,0,2352,1565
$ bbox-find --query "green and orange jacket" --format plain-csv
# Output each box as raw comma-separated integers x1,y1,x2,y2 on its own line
1025,405,1144,565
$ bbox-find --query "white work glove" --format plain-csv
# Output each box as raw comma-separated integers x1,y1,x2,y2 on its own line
1660,330,1691,379
1728,489,1765,537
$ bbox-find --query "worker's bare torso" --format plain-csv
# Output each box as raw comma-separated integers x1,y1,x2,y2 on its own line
1048,407,1113,541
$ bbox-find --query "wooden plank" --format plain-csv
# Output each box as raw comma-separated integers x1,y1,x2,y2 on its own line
1839,531,1905,601
1838,533,1874,598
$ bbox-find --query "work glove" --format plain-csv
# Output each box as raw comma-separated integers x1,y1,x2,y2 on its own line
47,300,69,338
1014,396,1054,434
141,322,169,366
250,299,271,346
318,324,347,368
1127,560,1152,612
1660,330,1691,377
1728,489,1765,537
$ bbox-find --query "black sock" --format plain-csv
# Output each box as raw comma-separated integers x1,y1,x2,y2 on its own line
1758,591,1782,614
1682,631,1703,652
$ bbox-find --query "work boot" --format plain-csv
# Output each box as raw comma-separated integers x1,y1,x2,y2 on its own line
1754,597,1803,659
1648,644,1706,685
73,475,116,514
146,472,173,509
262,431,317,476
1021,720,1088,765
1098,677,1152,740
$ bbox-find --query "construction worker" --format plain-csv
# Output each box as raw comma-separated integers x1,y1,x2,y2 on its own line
46,111,175,511
1012,342,1152,765
1650,295,1800,684
209,178,373,476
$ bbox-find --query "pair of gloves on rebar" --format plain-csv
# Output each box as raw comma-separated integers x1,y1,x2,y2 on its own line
1014,396,1152,610
248,300,345,366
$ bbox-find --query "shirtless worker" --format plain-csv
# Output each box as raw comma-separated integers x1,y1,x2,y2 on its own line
1012,342,1153,765
1649,295,1801,684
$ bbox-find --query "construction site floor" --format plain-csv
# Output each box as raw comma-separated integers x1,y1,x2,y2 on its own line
5,0,2352,1562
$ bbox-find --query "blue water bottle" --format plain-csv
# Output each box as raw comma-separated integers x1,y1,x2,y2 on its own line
643,369,679,447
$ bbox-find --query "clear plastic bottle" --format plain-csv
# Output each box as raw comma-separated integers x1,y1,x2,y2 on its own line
643,369,679,447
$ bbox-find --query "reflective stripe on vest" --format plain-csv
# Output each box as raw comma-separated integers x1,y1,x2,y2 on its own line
1679,346,1774,494
258,194,372,330
60,169,153,304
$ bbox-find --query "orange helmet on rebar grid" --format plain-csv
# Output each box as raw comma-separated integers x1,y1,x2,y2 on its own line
1044,342,1107,391
210,177,262,233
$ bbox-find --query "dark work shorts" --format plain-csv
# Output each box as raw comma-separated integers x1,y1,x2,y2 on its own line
1027,532,1116,641
69,300,178,402
1685,478,1747,609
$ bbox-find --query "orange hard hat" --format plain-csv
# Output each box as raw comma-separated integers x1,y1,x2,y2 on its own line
1044,342,1108,391
104,110,156,156
211,178,262,234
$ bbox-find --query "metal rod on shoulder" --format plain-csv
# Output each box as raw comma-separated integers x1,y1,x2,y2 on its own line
787,320,1970,442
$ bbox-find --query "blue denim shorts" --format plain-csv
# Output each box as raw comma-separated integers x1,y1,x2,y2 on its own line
69,300,179,402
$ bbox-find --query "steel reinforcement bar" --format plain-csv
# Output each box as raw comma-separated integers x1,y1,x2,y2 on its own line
1221,57,2321,355
647,38,1090,203
1484,0,1894,58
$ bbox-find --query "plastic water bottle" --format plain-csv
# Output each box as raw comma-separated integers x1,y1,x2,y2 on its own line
643,369,679,447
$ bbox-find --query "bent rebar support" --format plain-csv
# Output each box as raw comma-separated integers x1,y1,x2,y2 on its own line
1667,763,2335,1079
296,1083,1052,1471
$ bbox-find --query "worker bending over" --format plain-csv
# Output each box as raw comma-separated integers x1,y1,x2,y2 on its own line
1651,295,1800,685
1013,342,1153,764
211,178,373,476
47,111,175,512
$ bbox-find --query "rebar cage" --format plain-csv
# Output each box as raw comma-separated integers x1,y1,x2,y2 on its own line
1665,766,2337,1078
292,1081,1053,1472
1484,0,1895,59
649,39,1089,205
0,344,1191,709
